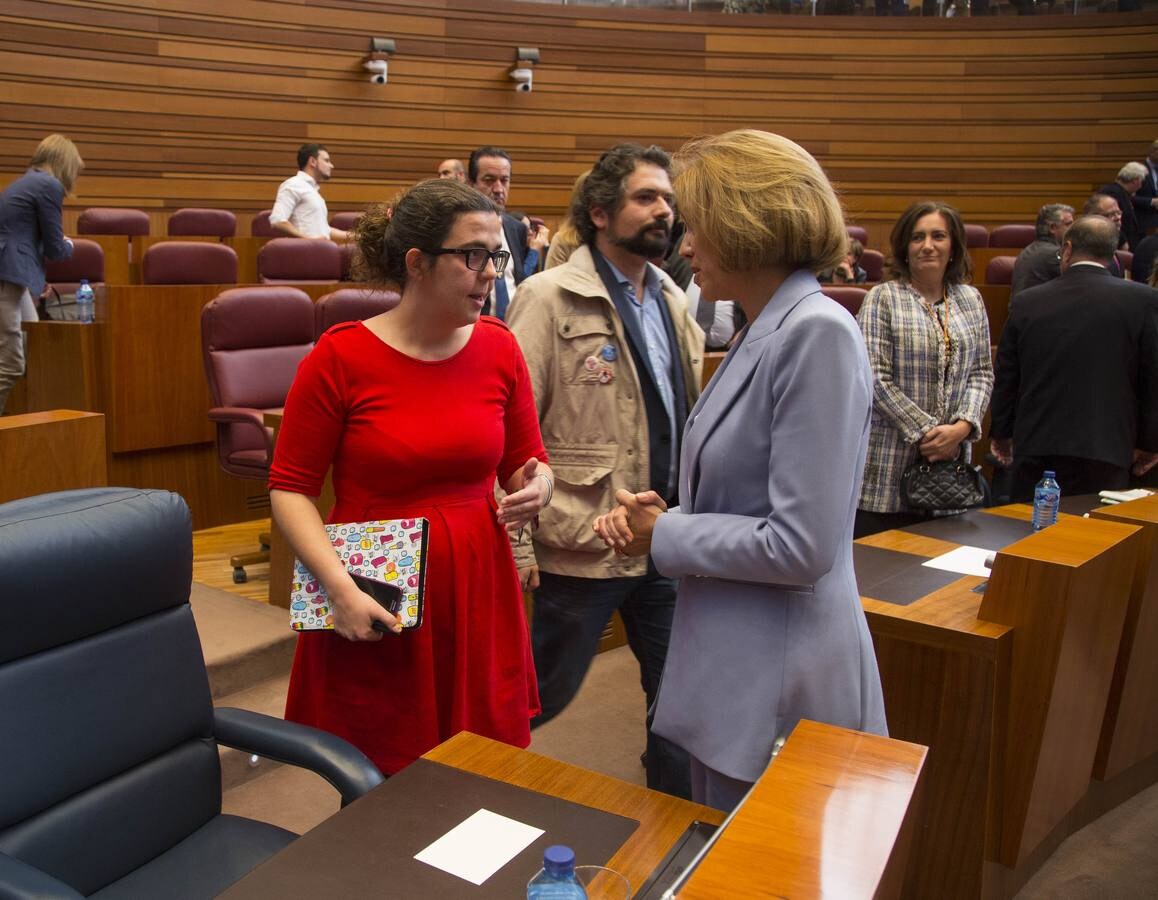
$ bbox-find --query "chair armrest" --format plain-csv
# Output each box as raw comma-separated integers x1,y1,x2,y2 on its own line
0,852,84,899
213,707,384,807
207,406,276,459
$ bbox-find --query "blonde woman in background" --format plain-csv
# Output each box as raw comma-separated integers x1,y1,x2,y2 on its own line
544,170,590,269
0,134,83,414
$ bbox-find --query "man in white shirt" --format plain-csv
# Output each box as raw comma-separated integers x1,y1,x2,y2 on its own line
269,144,347,241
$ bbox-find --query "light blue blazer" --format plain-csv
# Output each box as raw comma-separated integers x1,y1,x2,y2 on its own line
650,270,888,784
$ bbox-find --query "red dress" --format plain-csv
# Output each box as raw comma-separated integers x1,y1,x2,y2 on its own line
269,318,546,774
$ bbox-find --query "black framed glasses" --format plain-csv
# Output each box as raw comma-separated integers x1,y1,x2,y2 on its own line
427,247,510,275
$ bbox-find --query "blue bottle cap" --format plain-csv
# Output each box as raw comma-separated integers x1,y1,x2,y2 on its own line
543,844,576,875
1043,470,1056,479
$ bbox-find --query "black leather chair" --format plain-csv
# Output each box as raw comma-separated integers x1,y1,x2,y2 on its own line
0,488,383,899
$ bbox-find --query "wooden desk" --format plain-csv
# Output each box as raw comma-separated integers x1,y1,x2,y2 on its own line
858,509,1143,897
680,720,926,899
0,410,107,504
222,724,923,899
7,283,351,529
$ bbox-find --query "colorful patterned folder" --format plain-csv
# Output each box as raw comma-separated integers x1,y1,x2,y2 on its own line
290,519,428,631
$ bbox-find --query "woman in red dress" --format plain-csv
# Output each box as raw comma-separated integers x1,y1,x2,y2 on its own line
269,179,553,774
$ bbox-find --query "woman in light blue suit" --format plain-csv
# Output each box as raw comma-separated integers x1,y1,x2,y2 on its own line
0,134,83,414
595,130,887,811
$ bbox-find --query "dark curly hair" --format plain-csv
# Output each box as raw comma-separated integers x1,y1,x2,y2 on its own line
572,144,672,246
351,179,498,289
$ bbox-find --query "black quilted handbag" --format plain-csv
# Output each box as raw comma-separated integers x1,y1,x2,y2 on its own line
900,452,985,511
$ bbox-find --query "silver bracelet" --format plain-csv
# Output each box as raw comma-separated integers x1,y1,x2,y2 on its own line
533,472,554,508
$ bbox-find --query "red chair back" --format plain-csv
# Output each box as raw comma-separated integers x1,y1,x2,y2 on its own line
821,286,868,317
985,256,1017,286
168,208,237,237
43,239,105,291
329,211,362,231
846,226,868,246
200,287,315,479
859,249,885,282
964,224,989,249
77,208,150,237
989,225,1036,249
314,288,402,339
142,242,238,285
258,238,343,283
250,210,278,237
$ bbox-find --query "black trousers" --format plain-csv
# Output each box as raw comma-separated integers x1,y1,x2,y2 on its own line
1011,455,1129,504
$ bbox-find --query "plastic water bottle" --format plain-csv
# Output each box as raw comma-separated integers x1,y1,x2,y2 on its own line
1031,470,1061,531
527,845,587,899
75,279,95,324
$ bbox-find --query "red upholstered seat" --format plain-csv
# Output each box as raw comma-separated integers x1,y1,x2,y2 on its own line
258,238,343,283
314,288,402,338
142,242,238,284
201,286,315,579
859,249,885,282
250,210,278,237
1115,249,1133,278
43,239,105,292
329,211,362,231
846,225,868,246
964,224,989,248
989,225,1036,249
985,256,1017,285
168,208,237,237
821,285,868,317
77,207,150,237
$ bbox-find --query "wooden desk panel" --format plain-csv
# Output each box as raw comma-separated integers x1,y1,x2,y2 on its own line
1089,495,1158,782
0,410,107,504
8,320,104,416
860,510,1143,896
224,237,272,285
680,720,926,900
81,235,131,285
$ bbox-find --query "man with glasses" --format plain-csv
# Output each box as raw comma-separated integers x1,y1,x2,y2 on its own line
506,144,703,799
1085,192,1128,277
1010,203,1074,300
468,146,549,318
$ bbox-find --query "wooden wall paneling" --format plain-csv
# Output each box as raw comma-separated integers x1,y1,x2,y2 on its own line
2,1,1155,228
979,517,1142,868
0,410,108,504
1088,496,1158,782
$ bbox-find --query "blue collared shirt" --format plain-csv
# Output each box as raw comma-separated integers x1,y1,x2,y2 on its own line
604,258,677,497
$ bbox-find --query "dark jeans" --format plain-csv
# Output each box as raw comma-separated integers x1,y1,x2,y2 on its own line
1011,455,1129,503
530,563,691,800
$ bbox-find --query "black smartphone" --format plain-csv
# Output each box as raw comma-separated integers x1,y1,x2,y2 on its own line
349,573,405,632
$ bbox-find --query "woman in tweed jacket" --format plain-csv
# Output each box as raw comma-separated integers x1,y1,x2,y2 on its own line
855,200,993,538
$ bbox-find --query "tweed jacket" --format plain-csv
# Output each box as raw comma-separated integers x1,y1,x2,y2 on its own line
857,279,994,513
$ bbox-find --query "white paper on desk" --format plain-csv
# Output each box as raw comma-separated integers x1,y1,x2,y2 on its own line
414,808,544,885
921,545,993,578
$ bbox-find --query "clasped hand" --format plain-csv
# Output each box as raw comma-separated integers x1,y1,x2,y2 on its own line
920,422,972,463
592,489,667,557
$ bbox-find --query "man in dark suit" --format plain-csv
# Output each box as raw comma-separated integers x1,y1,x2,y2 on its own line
990,216,1158,501
1099,162,1147,251
467,146,549,319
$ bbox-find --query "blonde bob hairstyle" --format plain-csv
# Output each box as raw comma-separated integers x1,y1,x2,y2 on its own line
672,129,846,275
30,134,84,194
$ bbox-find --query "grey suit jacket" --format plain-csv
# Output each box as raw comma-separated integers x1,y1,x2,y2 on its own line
0,168,72,297
650,270,888,783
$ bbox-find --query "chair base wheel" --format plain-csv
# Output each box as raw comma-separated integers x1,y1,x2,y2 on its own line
233,567,248,584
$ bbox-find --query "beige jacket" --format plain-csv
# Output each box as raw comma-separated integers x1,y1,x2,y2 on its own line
506,244,703,578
